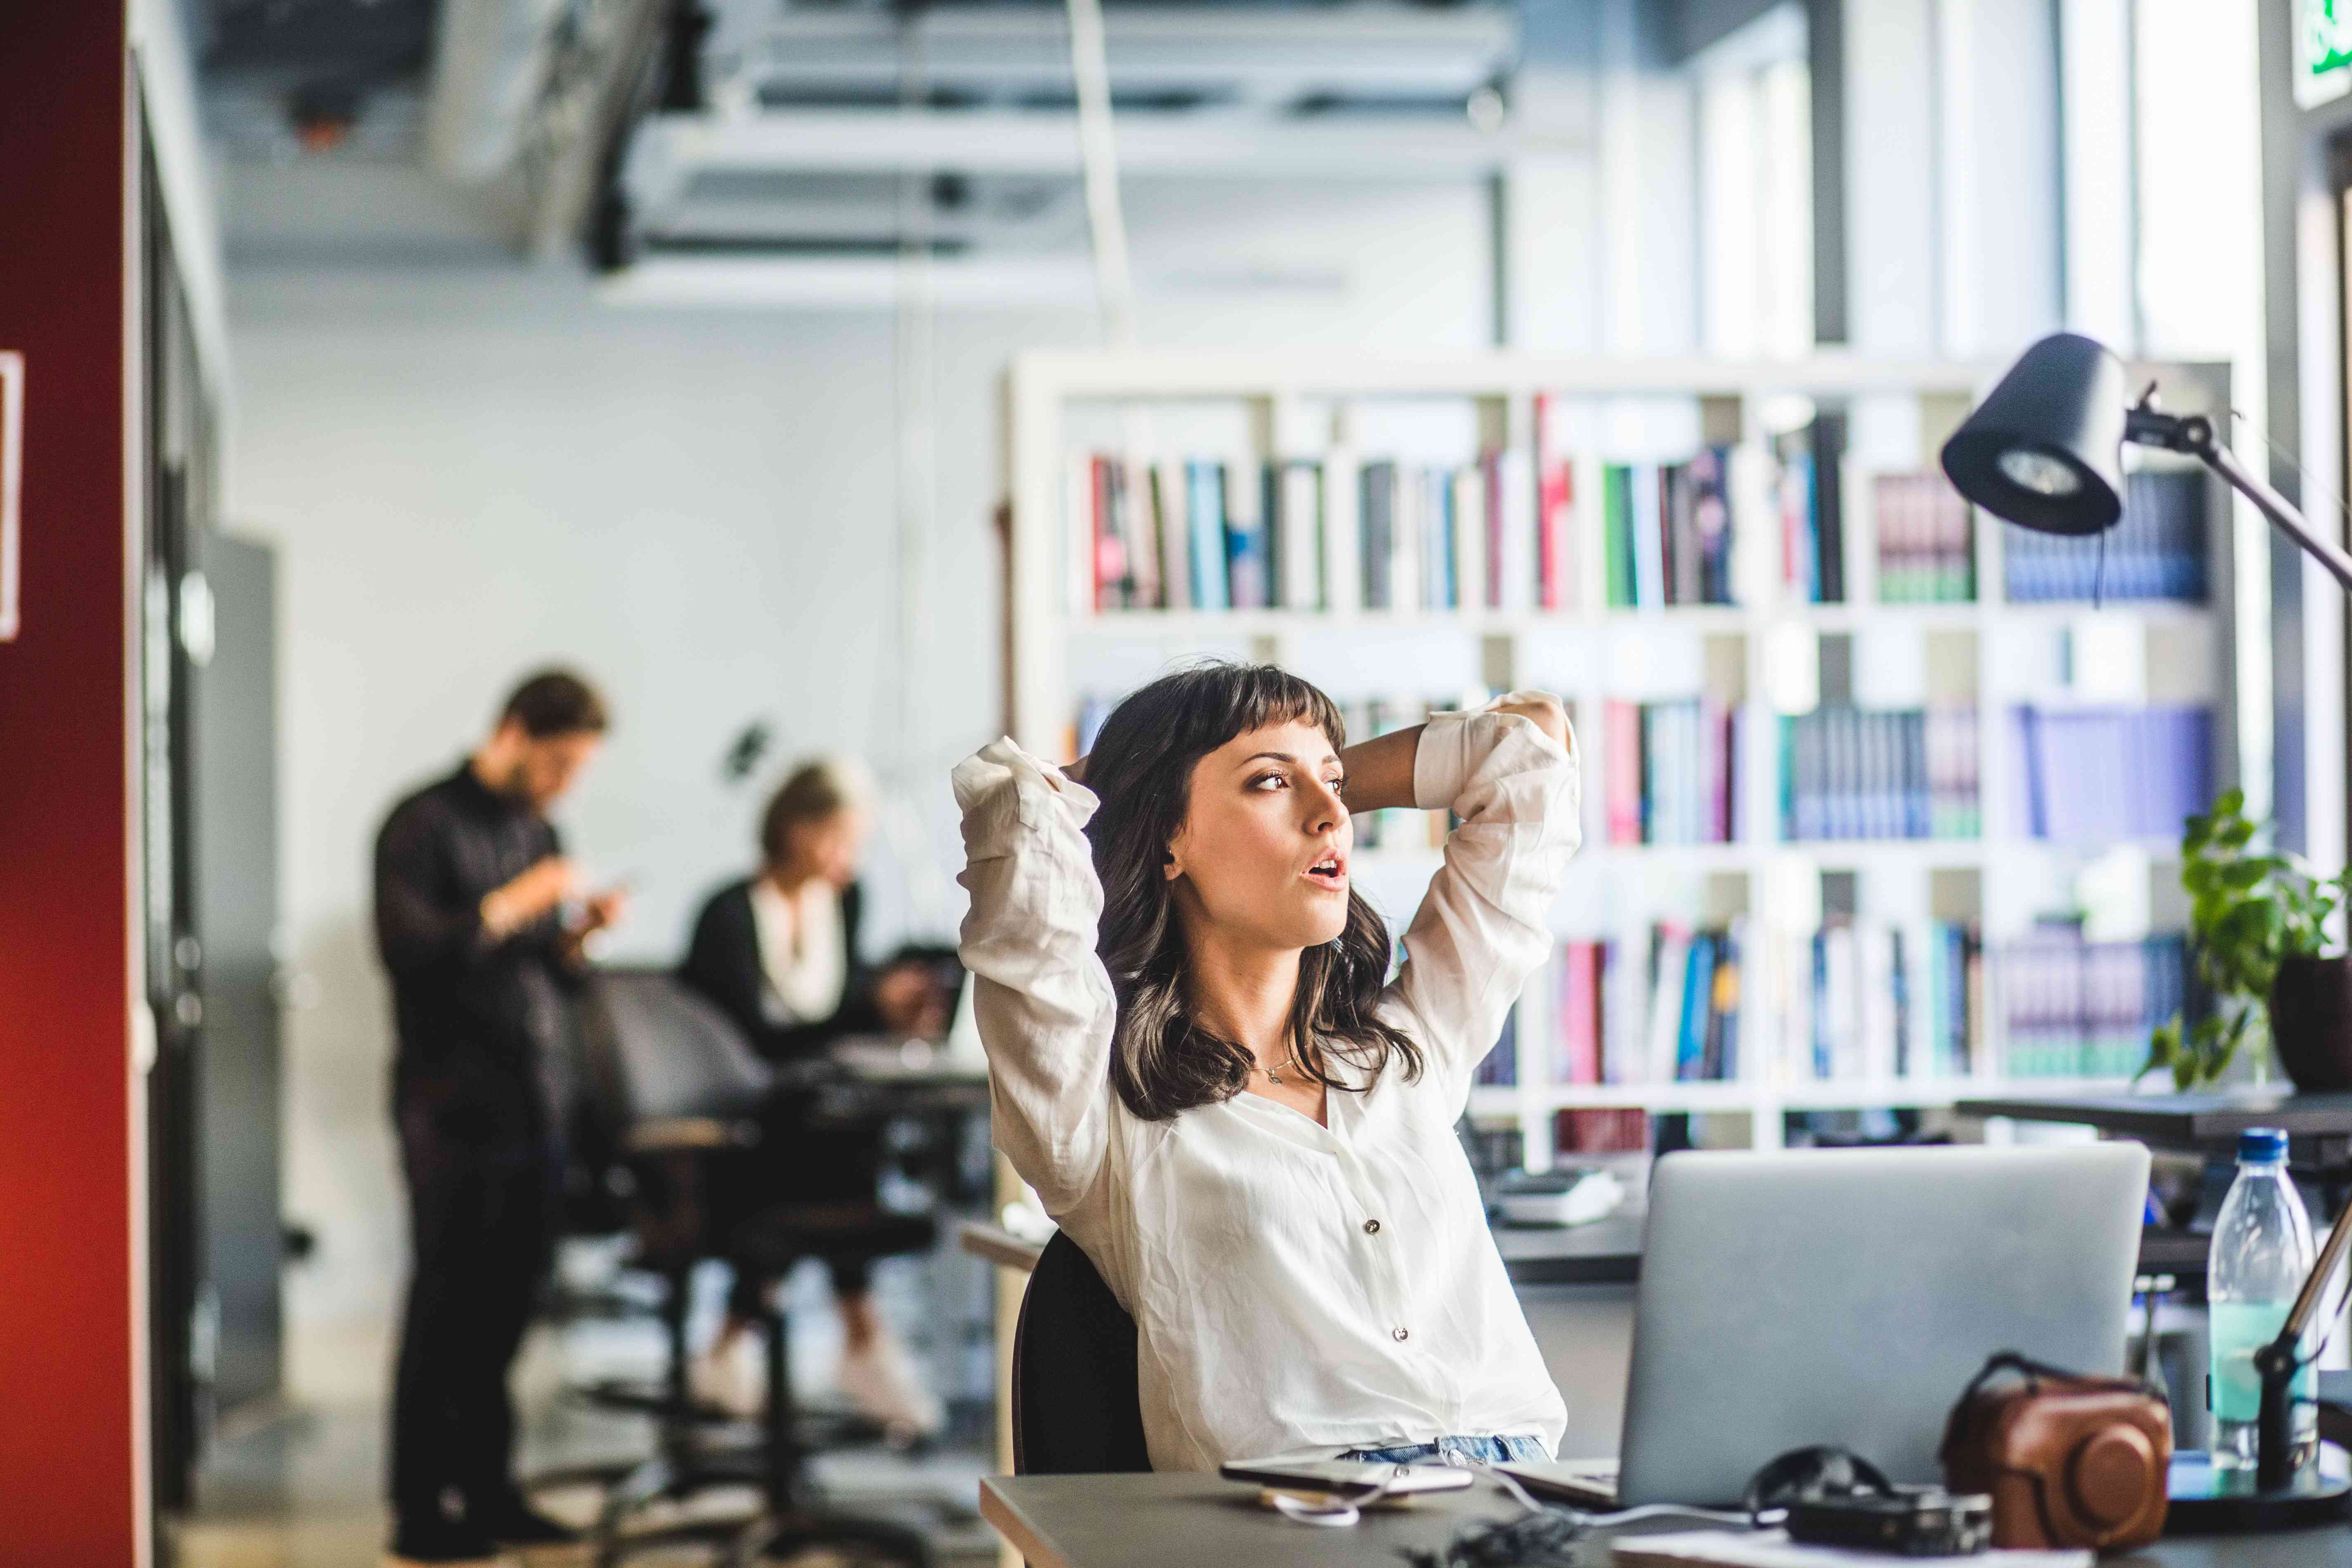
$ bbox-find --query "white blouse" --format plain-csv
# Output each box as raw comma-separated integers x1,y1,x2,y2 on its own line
952,701,1583,1471
749,875,847,1024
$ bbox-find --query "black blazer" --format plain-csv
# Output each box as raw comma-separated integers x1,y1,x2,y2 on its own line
678,877,883,1066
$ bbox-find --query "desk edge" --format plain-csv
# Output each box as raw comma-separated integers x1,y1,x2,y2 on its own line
980,1478,1067,1568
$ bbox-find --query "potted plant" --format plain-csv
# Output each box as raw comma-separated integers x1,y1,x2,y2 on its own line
2142,788,2352,1091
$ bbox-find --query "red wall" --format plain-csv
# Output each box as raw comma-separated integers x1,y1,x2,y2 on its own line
0,5,143,1561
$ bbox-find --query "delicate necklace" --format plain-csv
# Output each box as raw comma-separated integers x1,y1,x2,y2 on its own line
1266,1047,1304,1084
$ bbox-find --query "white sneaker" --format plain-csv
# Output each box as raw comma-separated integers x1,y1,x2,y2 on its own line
687,1332,765,1419
837,1334,945,1443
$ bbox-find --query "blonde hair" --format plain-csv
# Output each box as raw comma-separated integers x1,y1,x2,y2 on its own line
759,757,873,866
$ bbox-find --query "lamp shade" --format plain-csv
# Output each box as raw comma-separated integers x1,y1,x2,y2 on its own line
1939,331,2128,536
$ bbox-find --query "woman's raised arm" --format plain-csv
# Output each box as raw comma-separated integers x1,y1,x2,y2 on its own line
952,739,1120,1216
1384,694,1581,1115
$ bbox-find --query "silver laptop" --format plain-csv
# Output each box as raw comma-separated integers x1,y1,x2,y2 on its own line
1507,1142,2151,1508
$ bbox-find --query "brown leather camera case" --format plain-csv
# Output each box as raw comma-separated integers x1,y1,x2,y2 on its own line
1939,1354,2172,1552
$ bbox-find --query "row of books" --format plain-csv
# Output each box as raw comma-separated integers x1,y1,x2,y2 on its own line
1072,443,2201,616
1599,449,1737,607
1871,472,1975,603
1503,920,2184,1096
1998,924,2189,1079
2002,468,2207,603
1070,451,1563,616
1523,926,1746,1088
1801,919,1980,1082
1069,418,1847,616
2011,704,2214,844
1358,458,1535,612
1602,698,1741,845
1779,706,1982,842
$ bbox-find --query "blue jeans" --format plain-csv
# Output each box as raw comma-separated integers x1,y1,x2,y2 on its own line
1337,1435,1549,1466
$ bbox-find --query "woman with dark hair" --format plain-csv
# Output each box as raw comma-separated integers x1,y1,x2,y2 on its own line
953,662,1578,1470
680,757,947,1437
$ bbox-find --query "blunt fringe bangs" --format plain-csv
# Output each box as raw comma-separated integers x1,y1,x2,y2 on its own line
1082,661,1422,1121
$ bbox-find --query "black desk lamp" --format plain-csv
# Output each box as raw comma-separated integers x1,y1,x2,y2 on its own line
1942,331,2352,591
1942,334,2352,1525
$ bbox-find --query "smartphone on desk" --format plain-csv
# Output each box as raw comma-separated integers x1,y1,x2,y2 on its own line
1217,1459,1476,1498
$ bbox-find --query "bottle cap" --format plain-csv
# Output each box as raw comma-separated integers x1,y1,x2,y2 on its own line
2239,1127,2289,1164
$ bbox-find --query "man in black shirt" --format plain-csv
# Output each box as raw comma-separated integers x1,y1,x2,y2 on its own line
375,670,624,1563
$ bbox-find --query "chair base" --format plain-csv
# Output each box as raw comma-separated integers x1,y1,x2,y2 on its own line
728,1505,935,1568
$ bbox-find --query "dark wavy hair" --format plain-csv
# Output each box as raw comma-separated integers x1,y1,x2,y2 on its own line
1084,662,1422,1121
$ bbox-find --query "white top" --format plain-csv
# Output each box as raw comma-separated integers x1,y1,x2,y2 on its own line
951,700,1582,1471
749,875,847,1024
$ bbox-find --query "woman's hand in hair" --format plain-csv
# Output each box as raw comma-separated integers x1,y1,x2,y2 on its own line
1494,691,1571,751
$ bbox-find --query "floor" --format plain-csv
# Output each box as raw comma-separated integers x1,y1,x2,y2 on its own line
170,1252,1003,1568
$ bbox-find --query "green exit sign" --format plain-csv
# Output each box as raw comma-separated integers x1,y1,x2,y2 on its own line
2299,0,2352,107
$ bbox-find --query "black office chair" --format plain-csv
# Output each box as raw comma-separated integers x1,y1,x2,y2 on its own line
569,966,937,1568
1011,1230,1151,1474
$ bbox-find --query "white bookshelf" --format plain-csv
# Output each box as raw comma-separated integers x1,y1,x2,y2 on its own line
1001,350,2242,1162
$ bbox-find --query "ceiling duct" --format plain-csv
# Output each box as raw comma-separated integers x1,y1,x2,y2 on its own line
607,2,1522,273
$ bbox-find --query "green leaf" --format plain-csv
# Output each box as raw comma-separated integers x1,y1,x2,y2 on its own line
2222,860,2273,891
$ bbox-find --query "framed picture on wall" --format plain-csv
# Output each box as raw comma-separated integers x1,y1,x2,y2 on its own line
0,352,18,640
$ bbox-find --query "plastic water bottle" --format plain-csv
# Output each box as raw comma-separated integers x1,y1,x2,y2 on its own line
2208,1127,2317,1472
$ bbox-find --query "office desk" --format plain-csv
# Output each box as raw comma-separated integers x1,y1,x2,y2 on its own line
1954,1091,2352,1162
979,1472,2352,1568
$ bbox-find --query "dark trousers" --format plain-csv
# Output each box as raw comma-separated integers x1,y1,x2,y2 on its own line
720,1089,887,1319
389,1066,557,1527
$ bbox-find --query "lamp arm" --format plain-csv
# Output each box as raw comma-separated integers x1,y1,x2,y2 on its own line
2128,410,2352,595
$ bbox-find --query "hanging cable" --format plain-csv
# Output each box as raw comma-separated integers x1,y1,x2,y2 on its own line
880,5,952,934
1063,0,1136,345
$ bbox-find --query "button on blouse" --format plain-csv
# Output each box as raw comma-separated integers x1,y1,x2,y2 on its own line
952,700,1582,1471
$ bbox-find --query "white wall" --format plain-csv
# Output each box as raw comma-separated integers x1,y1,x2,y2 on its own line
222,170,1494,1392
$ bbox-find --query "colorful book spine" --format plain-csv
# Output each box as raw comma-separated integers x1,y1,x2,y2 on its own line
1535,394,1570,611
1185,459,1229,612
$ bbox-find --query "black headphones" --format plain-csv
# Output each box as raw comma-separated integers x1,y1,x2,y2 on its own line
1742,1445,1897,1519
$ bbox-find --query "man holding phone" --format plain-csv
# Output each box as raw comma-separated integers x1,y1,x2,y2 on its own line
373,669,626,1562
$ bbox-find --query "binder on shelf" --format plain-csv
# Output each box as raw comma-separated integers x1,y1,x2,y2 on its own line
2010,704,2213,843
1273,459,1324,611
1495,447,1536,612
1152,460,1190,611
1360,460,1396,610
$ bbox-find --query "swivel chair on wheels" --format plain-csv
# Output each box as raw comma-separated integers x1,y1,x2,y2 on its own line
572,967,937,1568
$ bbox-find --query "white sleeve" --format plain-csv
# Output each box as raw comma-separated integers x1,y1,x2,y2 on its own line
1385,698,1583,1116
952,738,1122,1216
